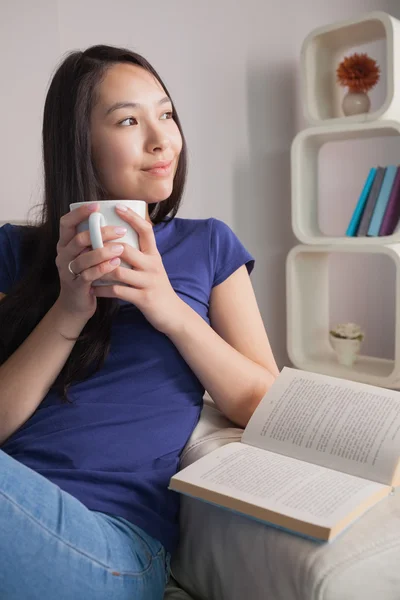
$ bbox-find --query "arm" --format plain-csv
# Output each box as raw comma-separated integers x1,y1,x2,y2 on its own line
0,297,88,446
0,203,128,446
91,207,279,428
165,265,280,428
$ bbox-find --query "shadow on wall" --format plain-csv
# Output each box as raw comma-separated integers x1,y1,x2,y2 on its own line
232,59,299,369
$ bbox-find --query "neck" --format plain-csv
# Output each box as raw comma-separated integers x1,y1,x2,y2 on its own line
145,203,153,226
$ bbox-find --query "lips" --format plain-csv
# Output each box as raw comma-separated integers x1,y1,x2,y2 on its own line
144,160,173,170
143,160,173,176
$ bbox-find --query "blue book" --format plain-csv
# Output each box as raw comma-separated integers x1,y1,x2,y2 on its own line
368,165,398,236
346,168,377,236
356,166,386,236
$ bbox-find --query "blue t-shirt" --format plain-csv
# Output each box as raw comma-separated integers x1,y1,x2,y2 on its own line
0,217,254,554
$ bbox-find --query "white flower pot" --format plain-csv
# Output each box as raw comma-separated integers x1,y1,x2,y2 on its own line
342,90,371,116
329,334,361,367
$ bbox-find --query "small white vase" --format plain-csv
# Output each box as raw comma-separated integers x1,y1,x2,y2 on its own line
329,335,361,367
342,90,371,116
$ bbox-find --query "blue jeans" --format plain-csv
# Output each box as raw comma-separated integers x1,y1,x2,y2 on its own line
0,449,171,599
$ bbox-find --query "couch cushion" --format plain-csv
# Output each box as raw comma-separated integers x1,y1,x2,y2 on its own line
164,575,195,599
171,398,400,600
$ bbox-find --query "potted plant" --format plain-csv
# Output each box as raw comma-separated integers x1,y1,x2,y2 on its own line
336,52,380,116
329,322,364,367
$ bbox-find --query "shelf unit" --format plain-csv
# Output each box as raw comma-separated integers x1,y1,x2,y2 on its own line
287,243,400,387
292,120,400,245
300,10,400,126
287,10,400,388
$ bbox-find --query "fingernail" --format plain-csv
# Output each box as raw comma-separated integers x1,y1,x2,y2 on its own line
116,203,128,212
111,244,124,253
109,257,120,265
88,203,99,212
114,227,127,235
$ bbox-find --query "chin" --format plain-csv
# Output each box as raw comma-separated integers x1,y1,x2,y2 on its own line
144,183,174,203
114,178,174,203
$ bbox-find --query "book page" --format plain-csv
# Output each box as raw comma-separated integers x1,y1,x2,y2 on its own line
242,368,400,485
170,442,388,530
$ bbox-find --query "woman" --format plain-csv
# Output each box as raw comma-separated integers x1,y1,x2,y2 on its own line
0,45,279,599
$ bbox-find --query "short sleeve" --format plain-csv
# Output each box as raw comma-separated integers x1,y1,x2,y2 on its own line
209,218,255,288
0,223,19,293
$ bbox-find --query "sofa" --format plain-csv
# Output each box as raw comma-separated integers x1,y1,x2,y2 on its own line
164,392,400,600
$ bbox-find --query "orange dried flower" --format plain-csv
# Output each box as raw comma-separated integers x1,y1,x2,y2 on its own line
336,52,380,93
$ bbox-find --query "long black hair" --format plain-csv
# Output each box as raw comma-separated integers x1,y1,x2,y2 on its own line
0,45,187,403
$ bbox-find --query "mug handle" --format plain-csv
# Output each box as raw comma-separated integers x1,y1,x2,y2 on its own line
88,212,106,249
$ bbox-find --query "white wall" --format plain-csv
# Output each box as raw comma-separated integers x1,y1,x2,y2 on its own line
0,0,394,369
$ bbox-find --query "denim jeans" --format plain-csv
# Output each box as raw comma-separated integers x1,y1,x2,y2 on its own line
0,449,171,599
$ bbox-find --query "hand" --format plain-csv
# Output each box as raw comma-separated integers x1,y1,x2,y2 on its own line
92,204,184,335
55,203,127,320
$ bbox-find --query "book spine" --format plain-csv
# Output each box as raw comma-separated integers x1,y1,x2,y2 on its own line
367,165,398,236
379,167,400,236
356,167,386,236
346,168,376,236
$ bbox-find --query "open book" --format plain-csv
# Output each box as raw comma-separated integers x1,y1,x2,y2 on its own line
169,367,400,542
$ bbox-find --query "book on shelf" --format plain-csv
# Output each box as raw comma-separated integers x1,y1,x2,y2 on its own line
356,166,386,236
169,367,399,543
379,167,400,236
346,167,376,236
367,165,399,236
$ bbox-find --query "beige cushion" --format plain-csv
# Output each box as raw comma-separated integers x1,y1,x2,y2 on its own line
164,575,195,599
170,396,400,600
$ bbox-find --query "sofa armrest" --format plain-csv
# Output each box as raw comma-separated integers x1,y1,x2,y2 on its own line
179,392,243,470
171,394,400,600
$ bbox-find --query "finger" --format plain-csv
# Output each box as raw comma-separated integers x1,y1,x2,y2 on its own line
66,225,128,260
93,264,147,288
58,203,99,247
119,245,148,270
93,284,141,304
111,266,148,288
115,205,158,255
72,244,125,275
73,256,122,285
74,241,126,283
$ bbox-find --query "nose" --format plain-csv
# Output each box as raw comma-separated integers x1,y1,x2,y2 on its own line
145,122,171,153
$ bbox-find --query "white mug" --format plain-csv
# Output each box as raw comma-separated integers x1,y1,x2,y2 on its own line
69,199,147,286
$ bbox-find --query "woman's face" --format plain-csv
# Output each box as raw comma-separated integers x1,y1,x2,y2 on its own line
90,62,182,207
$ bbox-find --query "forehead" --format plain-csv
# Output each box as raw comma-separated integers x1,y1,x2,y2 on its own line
96,62,165,105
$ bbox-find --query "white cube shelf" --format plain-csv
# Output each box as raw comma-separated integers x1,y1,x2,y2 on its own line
291,119,400,245
301,10,400,126
286,243,400,388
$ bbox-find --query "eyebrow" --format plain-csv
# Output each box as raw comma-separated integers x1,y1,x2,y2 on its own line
105,95,172,116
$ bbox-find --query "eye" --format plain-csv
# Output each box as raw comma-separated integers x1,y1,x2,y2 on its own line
118,111,173,126
119,117,137,127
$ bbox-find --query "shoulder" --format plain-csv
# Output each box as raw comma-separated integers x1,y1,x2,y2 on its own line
169,216,232,238
0,223,31,293
173,217,255,288
0,223,21,292
0,222,24,253
169,216,252,256
168,216,213,234
207,217,236,239
0,222,29,256
0,221,26,239
164,217,214,250
0,222,17,237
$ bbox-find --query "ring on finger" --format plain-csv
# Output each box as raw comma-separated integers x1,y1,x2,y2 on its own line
68,260,81,280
